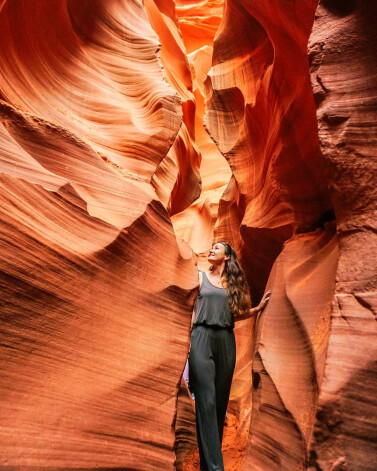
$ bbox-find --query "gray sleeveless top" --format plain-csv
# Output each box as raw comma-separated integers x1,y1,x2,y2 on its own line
193,270,234,329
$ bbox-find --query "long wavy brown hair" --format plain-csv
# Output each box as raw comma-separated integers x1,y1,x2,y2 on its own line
209,241,252,318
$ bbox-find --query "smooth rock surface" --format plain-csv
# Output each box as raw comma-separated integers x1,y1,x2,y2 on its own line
1,0,376,469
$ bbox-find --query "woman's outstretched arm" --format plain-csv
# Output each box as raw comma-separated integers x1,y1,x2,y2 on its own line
234,290,271,322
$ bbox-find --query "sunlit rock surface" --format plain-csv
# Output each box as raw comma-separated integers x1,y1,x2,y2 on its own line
172,0,231,251
1,0,376,470
144,0,202,217
0,0,197,469
204,1,338,469
248,225,338,469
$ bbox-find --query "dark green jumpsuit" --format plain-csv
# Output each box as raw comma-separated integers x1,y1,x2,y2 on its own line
189,270,236,471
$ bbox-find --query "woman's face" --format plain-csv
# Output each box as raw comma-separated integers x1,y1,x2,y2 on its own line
208,243,229,265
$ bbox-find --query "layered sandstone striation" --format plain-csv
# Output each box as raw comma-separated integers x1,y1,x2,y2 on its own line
308,1,377,469
204,1,338,469
0,0,198,469
203,0,377,469
171,0,231,253
1,0,376,470
249,226,338,469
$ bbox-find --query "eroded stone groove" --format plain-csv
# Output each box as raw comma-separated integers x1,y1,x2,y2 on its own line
204,0,339,469
1,0,376,470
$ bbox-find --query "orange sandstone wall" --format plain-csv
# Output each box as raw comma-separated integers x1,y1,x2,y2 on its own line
1,0,376,470
204,0,339,469
171,0,231,255
204,0,376,469
0,1,198,469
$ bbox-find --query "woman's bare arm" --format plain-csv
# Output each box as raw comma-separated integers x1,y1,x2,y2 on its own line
234,290,271,322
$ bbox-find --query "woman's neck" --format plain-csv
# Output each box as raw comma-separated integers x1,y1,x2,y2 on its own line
210,265,226,278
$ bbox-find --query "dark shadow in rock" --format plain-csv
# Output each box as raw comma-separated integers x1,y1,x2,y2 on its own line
321,0,356,17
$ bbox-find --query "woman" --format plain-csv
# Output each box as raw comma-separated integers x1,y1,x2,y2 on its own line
188,241,270,471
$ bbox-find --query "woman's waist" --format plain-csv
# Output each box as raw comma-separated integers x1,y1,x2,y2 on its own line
194,309,233,325
192,322,234,331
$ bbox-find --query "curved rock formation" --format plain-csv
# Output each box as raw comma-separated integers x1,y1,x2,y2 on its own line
0,1,198,469
308,2,377,469
144,0,202,217
202,0,376,469
172,0,231,252
1,0,376,469
204,1,336,467
248,225,338,469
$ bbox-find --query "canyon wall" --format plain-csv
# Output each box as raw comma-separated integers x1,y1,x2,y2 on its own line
308,1,377,469
204,1,339,469
205,0,376,469
0,1,198,469
1,0,376,470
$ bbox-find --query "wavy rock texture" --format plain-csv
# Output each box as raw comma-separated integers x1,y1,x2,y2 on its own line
0,1,198,469
248,225,338,469
171,0,231,252
308,2,377,469
145,0,202,217
147,0,231,253
2,0,376,470
204,0,340,469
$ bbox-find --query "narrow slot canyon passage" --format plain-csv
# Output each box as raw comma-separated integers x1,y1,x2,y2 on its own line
0,1,376,470
151,1,339,470
145,0,232,254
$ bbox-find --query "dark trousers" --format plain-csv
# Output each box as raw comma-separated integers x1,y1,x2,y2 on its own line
189,324,236,471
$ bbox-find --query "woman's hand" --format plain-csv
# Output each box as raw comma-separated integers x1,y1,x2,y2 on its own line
236,290,272,322
257,290,271,312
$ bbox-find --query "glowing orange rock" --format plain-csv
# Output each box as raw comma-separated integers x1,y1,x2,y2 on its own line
1,0,376,469
204,1,338,469
0,1,197,468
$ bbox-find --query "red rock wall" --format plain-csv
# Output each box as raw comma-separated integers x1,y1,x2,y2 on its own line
206,0,333,296
170,0,231,254
1,0,376,469
204,0,340,469
203,0,377,469
0,1,198,469
144,0,202,217
248,226,338,469
308,2,377,469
